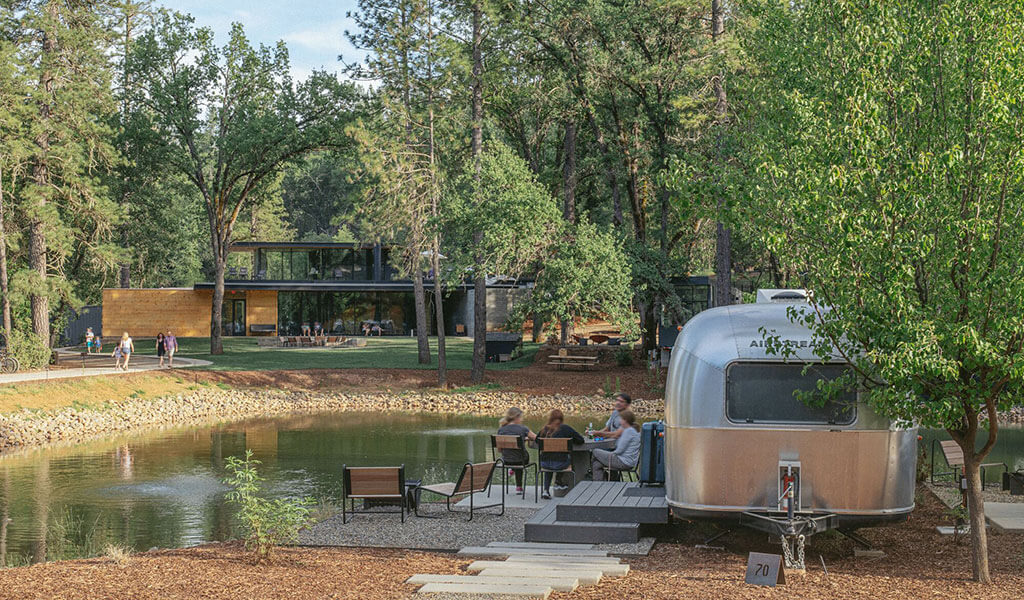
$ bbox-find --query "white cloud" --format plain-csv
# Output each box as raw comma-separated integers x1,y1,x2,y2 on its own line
283,20,349,55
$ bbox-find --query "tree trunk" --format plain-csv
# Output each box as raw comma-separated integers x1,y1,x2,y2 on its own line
531,314,543,343
711,0,732,308
560,120,577,346
962,456,991,583
469,0,486,383
0,167,11,337
431,248,446,387
413,269,430,364
210,242,225,355
29,8,57,344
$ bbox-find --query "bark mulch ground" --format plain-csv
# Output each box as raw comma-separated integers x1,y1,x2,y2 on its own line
1,488,1020,599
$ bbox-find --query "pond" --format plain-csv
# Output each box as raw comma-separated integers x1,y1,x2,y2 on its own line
0,411,603,566
0,412,1021,566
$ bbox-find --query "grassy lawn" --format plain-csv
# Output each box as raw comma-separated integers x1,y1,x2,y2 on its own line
0,374,211,415
134,336,540,372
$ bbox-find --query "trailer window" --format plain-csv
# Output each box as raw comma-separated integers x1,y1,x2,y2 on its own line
726,363,856,425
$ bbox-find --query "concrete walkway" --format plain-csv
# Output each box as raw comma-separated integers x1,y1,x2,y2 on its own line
0,349,210,385
985,502,1024,533
408,541,630,598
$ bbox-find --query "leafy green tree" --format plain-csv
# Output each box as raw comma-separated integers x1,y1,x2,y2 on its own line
511,219,637,340
13,1,121,344
741,0,1024,582
445,141,562,312
127,11,360,354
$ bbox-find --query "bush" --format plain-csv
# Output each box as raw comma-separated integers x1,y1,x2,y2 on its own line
6,329,51,369
615,347,634,367
223,450,314,562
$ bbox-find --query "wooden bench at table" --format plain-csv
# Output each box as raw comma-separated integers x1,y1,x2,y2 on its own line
547,355,599,370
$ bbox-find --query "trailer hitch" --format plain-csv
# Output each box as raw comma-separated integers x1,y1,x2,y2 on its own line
739,510,840,570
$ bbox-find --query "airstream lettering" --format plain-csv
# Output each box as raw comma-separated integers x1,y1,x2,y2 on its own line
664,300,917,529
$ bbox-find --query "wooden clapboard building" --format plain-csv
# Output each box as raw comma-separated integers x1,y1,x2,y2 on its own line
101,242,527,339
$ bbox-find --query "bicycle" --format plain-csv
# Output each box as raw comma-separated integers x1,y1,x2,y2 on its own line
0,333,18,373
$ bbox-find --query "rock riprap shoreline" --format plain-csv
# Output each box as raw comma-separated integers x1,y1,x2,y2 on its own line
0,388,664,452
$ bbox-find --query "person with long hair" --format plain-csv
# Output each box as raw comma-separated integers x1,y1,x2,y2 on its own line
118,332,135,371
497,407,536,493
536,409,585,499
591,409,641,481
156,333,167,368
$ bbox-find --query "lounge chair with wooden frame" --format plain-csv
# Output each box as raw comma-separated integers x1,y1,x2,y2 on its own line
414,461,504,521
930,439,1008,488
490,434,538,502
537,436,577,493
341,465,407,524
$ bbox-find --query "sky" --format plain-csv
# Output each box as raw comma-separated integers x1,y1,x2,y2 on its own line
159,1,366,81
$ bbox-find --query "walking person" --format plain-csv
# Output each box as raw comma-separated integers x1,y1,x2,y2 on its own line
164,330,178,368
85,327,96,354
592,409,641,481
111,344,123,370
156,333,167,368
536,409,585,499
118,332,135,371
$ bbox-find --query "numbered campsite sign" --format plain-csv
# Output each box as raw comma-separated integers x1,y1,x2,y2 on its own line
745,552,786,586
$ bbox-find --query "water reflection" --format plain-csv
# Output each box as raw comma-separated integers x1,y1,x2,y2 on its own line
0,411,595,563
0,412,1019,565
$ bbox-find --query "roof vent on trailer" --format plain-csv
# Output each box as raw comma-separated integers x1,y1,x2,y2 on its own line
755,289,809,304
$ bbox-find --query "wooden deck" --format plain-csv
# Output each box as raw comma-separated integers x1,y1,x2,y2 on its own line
525,482,668,544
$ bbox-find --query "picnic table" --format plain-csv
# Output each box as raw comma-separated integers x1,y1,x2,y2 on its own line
547,354,598,370
568,438,616,486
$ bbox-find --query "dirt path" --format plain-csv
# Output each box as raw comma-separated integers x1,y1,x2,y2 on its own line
182,360,662,399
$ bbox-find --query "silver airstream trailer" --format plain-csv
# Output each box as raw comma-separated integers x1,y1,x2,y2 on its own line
664,293,917,541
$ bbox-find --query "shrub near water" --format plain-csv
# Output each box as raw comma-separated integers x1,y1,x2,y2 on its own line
223,450,315,562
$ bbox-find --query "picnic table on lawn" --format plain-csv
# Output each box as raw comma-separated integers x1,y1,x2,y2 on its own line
547,354,598,370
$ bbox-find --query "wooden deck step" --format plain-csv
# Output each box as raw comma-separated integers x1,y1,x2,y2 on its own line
524,488,641,544
475,568,603,586
492,555,623,565
466,560,629,577
457,546,608,558
407,574,578,592
555,481,669,524
485,541,595,550
415,582,552,598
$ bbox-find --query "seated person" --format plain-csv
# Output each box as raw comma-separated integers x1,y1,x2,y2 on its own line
301,322,311,336
535,409,585,499
497,407,536,493
592,409,641,481
593,393,632,440
361,322,371,336
312,321,323,336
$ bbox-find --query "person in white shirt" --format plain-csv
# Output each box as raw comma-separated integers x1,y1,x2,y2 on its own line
593,393,632,440
592,409,641,481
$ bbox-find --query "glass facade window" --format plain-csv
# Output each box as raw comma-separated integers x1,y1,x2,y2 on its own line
277,291,462,336
726,363,857,425
252,247,384,281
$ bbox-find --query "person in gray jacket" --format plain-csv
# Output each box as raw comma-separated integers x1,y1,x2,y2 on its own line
591,409,641,481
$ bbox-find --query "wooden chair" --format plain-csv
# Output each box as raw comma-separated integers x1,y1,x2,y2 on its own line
341,465,407,523
930,439,1007,488
537,437,577,491
414,461,504,521
490,434,538,502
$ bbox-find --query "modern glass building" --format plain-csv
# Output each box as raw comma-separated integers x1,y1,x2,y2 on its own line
101,242,519,338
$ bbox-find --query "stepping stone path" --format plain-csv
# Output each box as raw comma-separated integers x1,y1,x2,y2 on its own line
407,541,630,598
